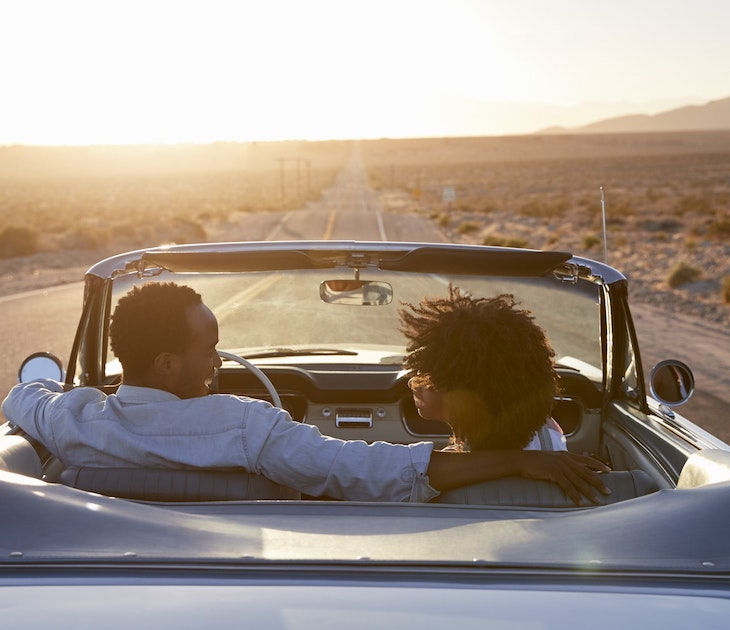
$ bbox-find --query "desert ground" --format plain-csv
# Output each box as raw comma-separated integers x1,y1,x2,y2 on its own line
1,132,728,438
359,133,730,327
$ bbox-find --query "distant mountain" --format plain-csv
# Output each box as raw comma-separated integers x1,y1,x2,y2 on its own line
538,96,730,134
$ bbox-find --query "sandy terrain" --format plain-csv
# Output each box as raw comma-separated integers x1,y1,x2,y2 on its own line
1,135,728,441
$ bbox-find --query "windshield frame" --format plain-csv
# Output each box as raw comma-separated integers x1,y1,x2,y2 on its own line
68,242,616,393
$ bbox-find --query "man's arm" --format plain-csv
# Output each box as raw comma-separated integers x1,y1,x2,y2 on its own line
427,450,611,505
2,379,65,443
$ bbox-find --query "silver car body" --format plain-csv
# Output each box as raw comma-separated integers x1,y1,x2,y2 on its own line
2,241,729,627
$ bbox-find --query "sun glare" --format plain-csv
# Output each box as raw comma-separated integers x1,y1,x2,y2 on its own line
1,0,728,145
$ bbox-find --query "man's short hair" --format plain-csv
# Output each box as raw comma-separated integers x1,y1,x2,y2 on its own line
110,282,203,378
400,285,559,450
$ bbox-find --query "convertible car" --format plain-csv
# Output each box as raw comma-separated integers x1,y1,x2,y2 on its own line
2,240,730,627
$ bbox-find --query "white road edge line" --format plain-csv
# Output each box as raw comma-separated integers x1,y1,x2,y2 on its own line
0,281,85,304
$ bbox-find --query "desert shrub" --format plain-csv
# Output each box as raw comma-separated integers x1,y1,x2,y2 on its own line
457,221,480,234
518,199,564,218
689,224,703,237
482,234,529,248
517,200,541,216
0,226,39,258
677,194,712,215
582,234,602,250
723,276,730,304
577,194,594,208
117,224,155,247
170,218,208,244
60,227,111,250
605,215,626,226
639,217,682,232
645,188,663,202
436,213,450,227
606,198,635,218
666,261,702,288
707,216,730,239
684,237,697,251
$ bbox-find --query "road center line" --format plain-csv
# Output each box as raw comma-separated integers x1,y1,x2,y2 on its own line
321,209,337,240
213,274,283,325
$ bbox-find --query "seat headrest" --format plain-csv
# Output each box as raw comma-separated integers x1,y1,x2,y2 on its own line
59,466,300,501
433,470,659,507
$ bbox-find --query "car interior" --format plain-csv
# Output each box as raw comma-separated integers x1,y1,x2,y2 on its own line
4,357,730,509
3,243,729,510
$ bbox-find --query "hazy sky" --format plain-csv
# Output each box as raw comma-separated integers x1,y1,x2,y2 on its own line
1,0,729,145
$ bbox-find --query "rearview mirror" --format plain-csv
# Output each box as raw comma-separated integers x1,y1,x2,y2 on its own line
319,280,393,305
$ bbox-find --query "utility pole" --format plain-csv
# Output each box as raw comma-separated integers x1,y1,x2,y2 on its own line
277,158,311,207
277,158,286,207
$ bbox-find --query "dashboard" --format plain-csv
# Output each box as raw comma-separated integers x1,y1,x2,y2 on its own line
212,365,600,450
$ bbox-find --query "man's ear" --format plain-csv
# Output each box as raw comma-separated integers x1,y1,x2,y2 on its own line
152,351,180,376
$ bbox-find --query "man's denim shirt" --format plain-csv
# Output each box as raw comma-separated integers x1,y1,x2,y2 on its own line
2,379,438,502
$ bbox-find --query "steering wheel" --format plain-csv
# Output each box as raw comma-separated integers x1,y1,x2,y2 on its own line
217,350,282,408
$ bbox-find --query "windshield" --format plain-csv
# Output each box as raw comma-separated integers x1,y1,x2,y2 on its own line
106,268,602,377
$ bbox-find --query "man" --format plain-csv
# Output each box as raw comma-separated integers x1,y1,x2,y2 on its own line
401,286,565,451
2,282,609,504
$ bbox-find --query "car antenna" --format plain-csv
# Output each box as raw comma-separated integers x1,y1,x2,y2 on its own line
600,186,608,264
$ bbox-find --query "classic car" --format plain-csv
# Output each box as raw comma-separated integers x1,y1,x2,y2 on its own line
2,239,730,627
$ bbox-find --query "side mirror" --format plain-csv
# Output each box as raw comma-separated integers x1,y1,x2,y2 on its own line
18,352,65,383
319,280,393,305
649,359,694,407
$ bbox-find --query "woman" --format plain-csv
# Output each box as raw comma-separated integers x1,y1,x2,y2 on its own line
400,285,565,452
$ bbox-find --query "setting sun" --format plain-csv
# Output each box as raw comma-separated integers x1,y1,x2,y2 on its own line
1,0,729,145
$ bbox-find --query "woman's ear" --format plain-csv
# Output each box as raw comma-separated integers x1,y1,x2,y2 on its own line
445,388,488,433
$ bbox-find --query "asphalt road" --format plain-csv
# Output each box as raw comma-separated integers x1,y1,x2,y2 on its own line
1,150,729,443
0,150,448,409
